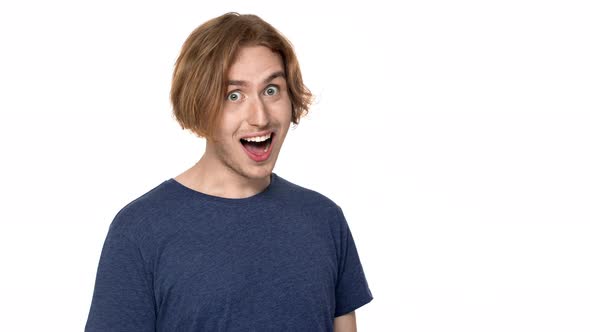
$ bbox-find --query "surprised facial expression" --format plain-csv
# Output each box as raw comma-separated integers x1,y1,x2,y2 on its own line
206,45,293,180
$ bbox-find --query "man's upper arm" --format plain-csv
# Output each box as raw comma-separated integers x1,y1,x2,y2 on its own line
85,225,156,331
334,311,357,332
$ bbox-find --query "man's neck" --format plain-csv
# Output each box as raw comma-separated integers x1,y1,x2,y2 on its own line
174,155,271,199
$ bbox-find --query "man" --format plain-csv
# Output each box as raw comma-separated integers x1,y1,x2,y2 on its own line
86,12,373,331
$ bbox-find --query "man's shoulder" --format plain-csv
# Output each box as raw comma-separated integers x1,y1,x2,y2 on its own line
274,174,340,211
107,179,175,240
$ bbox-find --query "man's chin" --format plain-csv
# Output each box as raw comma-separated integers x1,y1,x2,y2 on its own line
248,169,273,180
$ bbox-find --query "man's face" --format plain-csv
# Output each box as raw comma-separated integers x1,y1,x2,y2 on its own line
205,45,292,181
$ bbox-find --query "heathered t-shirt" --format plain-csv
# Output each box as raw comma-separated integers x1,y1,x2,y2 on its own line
85,172,373,331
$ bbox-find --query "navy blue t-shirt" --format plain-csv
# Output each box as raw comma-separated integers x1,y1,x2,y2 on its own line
85,173,373,331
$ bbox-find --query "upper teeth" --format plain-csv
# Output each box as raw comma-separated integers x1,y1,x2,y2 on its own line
243,133,271,142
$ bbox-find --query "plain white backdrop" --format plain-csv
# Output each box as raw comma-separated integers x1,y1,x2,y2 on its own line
1,0,589,331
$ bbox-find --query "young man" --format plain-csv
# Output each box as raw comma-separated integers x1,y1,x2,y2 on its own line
85,12,373,331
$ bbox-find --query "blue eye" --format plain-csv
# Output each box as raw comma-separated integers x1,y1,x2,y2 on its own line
227,91,243,102
264,85,279,96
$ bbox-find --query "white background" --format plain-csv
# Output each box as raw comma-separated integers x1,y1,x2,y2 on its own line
1,0,589,331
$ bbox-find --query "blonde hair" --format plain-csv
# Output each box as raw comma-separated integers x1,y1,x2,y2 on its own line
170,12,313,138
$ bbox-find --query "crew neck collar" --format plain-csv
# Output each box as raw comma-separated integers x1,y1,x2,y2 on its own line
167,172,277,204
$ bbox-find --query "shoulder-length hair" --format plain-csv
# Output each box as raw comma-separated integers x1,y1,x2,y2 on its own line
170,12,313,138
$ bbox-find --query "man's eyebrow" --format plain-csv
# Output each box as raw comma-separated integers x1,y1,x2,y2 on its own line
227,71,286,87
263,71,286,84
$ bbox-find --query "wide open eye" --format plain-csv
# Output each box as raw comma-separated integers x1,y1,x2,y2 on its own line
264,85,279,96
226,91,244,102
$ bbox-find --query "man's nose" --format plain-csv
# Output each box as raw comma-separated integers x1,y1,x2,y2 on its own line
247,95,270,127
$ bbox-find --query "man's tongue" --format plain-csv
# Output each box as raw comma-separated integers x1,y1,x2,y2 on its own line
242,140,270,155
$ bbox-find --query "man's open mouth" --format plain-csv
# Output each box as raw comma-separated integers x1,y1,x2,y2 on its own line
240,132,274,155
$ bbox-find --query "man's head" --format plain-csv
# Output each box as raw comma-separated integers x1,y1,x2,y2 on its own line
170,12,312,181
170,12,312,139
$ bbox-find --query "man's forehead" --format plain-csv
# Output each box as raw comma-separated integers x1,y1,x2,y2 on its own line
225,45,286,85
226,71,286,87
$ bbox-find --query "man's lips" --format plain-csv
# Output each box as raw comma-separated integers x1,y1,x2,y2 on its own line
239,132,274,148
240,132,275,162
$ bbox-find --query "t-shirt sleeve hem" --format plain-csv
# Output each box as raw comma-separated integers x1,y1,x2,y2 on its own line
334,294,374,318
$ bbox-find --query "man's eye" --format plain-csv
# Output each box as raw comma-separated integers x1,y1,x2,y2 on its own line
264,85,279,96
226,91,243,102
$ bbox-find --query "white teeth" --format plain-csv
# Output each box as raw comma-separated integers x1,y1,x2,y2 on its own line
242,133,271,142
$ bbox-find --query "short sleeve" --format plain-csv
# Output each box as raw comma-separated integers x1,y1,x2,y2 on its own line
85,221,156,332
334,206,374,317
